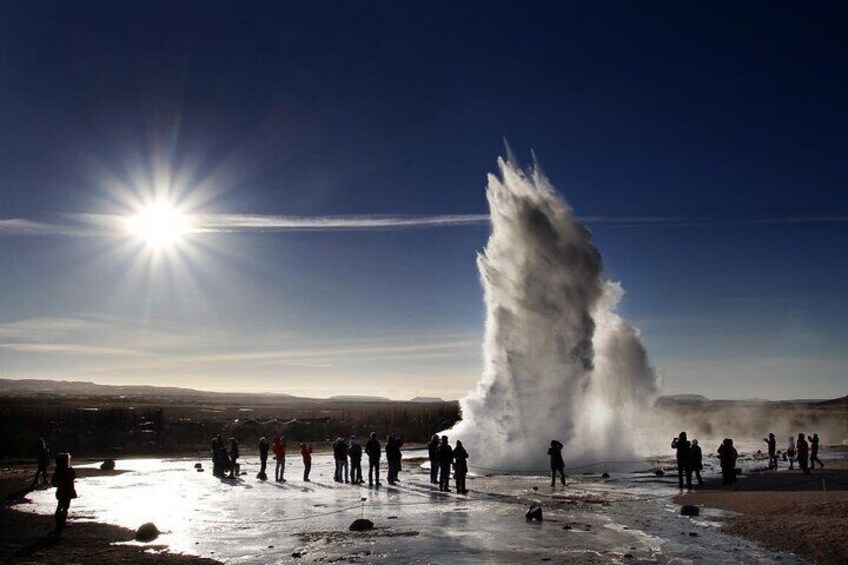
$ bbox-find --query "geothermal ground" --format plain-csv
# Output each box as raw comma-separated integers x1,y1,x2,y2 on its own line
12,449,829,564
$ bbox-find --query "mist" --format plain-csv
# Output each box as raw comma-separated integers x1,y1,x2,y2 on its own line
445,154,659,470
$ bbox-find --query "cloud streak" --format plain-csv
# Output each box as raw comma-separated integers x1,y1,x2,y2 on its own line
1,212,846,237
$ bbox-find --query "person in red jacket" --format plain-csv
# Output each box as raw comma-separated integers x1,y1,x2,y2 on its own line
272,436,287,482
300,443,313,482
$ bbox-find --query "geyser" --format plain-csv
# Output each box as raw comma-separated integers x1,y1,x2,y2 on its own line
446,154,659,470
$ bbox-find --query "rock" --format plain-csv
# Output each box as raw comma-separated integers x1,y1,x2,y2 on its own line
689,532,698,537
654,470,665,477
292,551,303,558
194,463,202,469
100,459,116,471
601,472,610,479
196,468,204,472
135,522,160,542
735,467,743,475
563,525,572,530
349,518,374,532
680,505,700,516
525,503,543,522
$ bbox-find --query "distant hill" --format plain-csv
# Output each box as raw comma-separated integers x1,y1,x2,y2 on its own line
658,394,709,403
327,395,392,402
410,396,446,403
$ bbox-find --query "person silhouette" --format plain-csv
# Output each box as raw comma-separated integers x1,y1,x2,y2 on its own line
365,432,382,487
51,452,77,536
548,440,566,487
453,440,469,495
808,433,824,469
671,432,692,489
438,435,453,492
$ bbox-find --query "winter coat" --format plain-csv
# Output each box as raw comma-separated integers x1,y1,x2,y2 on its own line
453,445,469,474
259,441,269,461
672,437,691,462
717,443,738,469
52,467,77,501
365,438,381,462
349,443,363,462
438,443,454,467
689,444,703,471
273,439,286,460
428,438,440,461
300,445,312,463
548,442,565,468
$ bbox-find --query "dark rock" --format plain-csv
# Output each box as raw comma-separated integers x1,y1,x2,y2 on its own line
135,522,160,542
654,470,665,477
292,551,303,558
100,459,116,471
624,554,634,559
525,504,543,522
689,532,698,537
735,467,743,475
563,525,572,530
680,505,700,516
349,518,374,532
601,472,610,479
194,463,202,469
196,468,204,472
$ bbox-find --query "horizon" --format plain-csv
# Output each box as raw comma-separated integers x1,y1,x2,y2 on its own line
2,2,847,401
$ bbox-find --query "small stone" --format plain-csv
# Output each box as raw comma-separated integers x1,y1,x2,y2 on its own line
292,551,303,558
268,545,274,548
349,518,374,532
194,463,202,469
601,472,610,479
680,505,700,516
689,532,698,537
135,522,160,542
624,554,634,559
100,459,116,471
654,470,665,477
525,503,543,522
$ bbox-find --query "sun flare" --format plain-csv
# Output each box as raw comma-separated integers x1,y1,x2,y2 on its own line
126,204,191,249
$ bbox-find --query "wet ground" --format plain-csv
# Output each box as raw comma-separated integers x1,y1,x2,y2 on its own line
19,451,805,564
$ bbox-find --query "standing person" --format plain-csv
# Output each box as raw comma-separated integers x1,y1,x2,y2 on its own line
438,435,454,492
211,437,222,477
215,434,230,478
365,432,382,487
33,437,50,486
300,443,313,482
808,433,824,469
689,439,704,487
228,438,240,479
386,436,403,485
272,436,287,482
349,437,363,485
763,433,778,470
717,438,738,486
548,440,566,487
258,437,269,480
453,440,469,495
786,436,796,470
334,438,349,483
671,432,692,489
796,433,810,475
428,434,440,484
51,453,77,536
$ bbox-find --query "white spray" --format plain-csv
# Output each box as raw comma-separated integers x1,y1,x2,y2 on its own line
446,154,659,470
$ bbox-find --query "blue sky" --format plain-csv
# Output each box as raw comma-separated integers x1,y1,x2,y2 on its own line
1,2,846,399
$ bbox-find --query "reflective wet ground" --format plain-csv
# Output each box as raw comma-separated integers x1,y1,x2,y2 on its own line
20,451,804,564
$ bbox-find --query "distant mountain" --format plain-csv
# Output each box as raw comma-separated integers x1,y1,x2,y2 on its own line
410,396,446,403
327,395,392,402
658,394,709,402
0,378,297,400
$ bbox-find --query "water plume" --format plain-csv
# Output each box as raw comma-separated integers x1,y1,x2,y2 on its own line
446,154,659,470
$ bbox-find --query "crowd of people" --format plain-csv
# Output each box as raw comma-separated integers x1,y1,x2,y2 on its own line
672,430,826,489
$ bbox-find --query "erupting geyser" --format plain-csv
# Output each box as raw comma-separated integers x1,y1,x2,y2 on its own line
446,154,659,470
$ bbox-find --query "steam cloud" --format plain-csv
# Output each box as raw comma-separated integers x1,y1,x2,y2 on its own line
446,155,659,470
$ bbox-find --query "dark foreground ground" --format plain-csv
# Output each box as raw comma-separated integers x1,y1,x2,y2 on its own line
0,465,218,564
674,458,848,565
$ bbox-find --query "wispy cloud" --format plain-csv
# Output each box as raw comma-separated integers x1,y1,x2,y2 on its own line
1,212,846,237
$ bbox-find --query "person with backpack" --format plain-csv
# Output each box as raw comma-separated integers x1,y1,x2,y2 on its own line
548,440,566,487
349,436,363,484
365,432,382,487
272,436,287,482
453,440,469,495
257,437,269,480
51,452,77,536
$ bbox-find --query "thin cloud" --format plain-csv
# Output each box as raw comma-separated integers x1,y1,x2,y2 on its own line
1,212,846,237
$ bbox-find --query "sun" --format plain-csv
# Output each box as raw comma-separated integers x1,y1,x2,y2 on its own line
126,204,191,249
